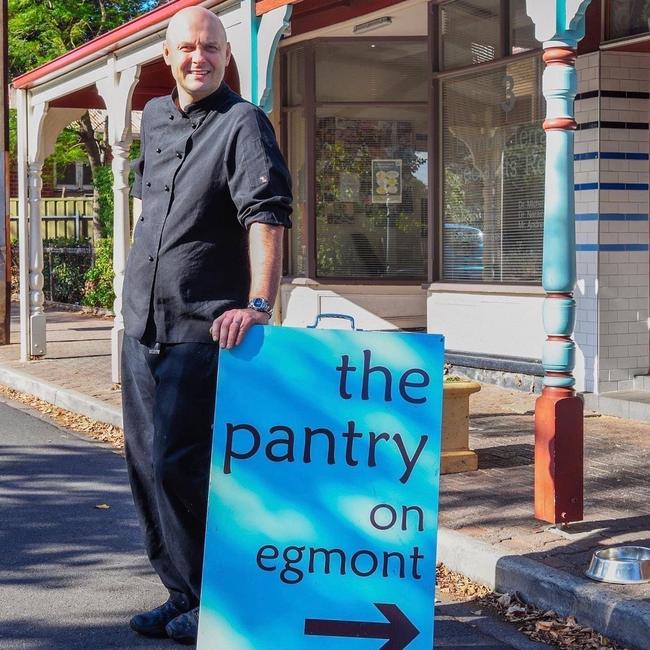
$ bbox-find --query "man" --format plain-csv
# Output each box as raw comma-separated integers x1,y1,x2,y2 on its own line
122,6,292,645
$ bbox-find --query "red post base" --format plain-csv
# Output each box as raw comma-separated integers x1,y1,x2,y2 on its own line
534,386,584,524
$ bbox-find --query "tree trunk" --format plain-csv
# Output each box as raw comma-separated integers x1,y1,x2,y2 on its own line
77,112,104,241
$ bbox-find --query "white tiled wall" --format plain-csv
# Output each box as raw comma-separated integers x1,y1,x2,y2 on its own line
575,52,650,394
575,53,600,393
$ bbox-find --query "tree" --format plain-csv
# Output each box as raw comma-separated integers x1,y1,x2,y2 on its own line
8,0,164,237
9,0,163,76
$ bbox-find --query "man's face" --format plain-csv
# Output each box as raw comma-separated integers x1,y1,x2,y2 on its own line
163,11,231,106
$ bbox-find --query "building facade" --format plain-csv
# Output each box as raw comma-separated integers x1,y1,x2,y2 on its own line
277,0,650,402
13,0,648,408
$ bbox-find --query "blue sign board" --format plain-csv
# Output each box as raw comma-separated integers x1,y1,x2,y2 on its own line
198,325,444,650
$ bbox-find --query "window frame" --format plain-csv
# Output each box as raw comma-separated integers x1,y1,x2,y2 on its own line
603,0,650,43
279,2,544,286
53,160,93,193
430,0,544,285
281,36,430,285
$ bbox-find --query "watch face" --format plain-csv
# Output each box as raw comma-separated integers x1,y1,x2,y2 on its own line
249,298,272,314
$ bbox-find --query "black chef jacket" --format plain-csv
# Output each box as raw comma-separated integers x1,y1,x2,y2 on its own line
123,82,292,344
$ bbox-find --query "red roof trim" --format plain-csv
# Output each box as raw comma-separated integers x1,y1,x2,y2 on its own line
13,0,212,89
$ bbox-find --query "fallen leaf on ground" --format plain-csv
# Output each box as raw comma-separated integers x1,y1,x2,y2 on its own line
435,565,628,649
0,385,125,451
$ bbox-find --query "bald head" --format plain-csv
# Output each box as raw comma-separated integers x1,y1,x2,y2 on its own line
163,6,231,109
165,6,227,47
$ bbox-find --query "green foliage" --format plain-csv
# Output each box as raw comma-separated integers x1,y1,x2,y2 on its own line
314,124,427,275
8,0,160,77
41,239,92,305
444,169,478,226
93,166,114,237
83,238,115,310
9,0,165,209
8,109,16,158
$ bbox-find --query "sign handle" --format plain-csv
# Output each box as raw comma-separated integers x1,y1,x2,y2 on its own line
307,313,360,331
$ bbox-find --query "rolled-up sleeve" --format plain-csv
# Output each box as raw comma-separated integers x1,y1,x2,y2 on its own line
226,108,292,230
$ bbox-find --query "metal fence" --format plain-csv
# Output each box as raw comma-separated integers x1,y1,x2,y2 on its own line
9,198,95,241
11,242,94,305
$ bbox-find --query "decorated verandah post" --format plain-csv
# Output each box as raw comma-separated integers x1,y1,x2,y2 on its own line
525,0,592,524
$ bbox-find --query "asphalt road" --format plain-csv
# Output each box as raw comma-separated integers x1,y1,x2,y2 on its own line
0,398,549,649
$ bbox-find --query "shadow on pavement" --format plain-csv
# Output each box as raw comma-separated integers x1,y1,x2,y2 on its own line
0,403,168,649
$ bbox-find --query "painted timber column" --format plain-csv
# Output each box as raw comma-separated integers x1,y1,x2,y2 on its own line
230,1,292,108
110,140,132,382
526,0,592,524
97,63,140,384
27,160,46,356
16,88,30,362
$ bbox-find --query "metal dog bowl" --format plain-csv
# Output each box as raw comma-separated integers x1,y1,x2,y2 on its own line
585,546,650,584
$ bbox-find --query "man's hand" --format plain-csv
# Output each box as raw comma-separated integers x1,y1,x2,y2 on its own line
210,308,271,349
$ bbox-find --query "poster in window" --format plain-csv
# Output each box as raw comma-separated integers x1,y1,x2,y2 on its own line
372,159,402,204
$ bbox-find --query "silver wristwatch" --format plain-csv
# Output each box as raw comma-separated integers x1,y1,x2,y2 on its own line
247,297,273,318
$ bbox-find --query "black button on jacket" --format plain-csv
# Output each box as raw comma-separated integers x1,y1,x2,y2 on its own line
124,83,292,344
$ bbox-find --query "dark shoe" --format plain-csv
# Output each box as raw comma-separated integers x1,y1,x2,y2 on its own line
129,599,188,638
166,607,199,645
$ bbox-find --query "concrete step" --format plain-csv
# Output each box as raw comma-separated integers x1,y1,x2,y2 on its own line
585,389,650,420
634,374,650,391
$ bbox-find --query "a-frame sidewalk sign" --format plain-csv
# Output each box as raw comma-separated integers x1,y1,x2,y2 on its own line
198,324,444,650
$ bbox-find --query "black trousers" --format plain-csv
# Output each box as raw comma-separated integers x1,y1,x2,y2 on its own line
122,334,219,609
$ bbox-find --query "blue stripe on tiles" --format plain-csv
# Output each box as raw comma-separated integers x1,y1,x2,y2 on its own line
573,152,650,160
575,90,599,101
575,90,650,101
576,243,649,252
600,213,649,221
574,152,599,160
575,183,650,191
602,90,650,99
578,121,649,130
576,213,649,221
602,121,650,130
596,183,626,190
600,183,649,191
601,244,649,251
601,152,650,160
598,152,624,159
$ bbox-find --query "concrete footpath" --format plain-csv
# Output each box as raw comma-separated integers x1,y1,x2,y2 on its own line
1,307,649,650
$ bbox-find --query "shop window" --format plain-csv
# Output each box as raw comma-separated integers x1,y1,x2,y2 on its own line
607,0,650,40
440,0,501,69
284,46,305,107
282,40,429,281
510,0,538,54
439,0,539,70
287,111,307,277
315,41,428,103
441,56,545,284
315,106,428,279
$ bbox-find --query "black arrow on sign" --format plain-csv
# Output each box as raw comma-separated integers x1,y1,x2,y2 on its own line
304,603,419,650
